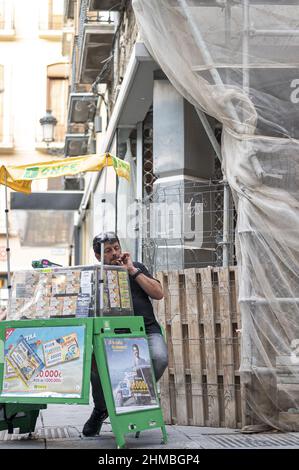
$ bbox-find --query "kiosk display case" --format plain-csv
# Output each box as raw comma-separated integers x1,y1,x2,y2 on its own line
7,264,134,320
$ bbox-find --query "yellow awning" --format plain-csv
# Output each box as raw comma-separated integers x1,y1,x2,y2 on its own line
0,153,130,193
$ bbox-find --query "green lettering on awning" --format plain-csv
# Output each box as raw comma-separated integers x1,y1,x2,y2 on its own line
23,167,39,179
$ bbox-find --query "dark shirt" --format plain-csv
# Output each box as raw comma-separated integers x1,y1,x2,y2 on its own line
129,262,162,335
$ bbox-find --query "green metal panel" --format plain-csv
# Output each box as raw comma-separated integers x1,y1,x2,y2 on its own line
0,403,47,434
0,318,93,405
0,316,168,447
93,316,167,449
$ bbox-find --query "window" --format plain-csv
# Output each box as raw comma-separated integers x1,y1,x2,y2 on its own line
0,1,4,29
0,65,4,140
0,64,12,146
47,0,63,30
0,0,14,31
39,0,63,32
47,63,68,143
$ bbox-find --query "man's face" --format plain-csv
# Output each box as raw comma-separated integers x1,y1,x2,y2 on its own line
94,240,121,265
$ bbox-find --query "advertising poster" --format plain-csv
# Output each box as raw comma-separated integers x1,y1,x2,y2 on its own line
1,325,86,398
104,337,159,414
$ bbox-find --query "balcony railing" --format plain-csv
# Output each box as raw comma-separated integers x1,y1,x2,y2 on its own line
89,0,122,11
78,0,114,53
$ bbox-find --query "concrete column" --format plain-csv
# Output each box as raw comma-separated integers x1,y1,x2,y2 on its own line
152,78,216,271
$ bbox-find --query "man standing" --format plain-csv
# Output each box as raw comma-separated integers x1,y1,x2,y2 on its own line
83,232,168,437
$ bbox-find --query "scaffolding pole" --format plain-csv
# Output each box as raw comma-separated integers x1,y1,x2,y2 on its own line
4,174,12,305
179,0,235,267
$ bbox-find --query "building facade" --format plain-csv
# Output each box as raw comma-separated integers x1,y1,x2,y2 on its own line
65,0,234,272
0,0,70,304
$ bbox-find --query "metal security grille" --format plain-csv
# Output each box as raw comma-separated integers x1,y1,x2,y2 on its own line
143,181,237,273
0,426,81,441
142,109,157,270
37,427,81,440
141,112,237,272
201,433,299,449
143,109,156,198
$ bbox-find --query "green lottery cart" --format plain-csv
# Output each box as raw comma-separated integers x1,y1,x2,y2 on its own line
0,264,167,448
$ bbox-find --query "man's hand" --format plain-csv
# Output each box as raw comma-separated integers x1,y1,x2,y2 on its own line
120,252,138,275
113,252,164,300
0,307,7,321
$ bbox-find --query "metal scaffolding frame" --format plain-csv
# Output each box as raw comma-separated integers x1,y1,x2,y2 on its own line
177,0,297,270
173,0,299,427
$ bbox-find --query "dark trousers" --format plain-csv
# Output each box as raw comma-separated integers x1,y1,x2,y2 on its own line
91,355,107,414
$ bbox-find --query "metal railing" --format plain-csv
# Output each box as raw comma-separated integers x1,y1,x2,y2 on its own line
142,180,237,273
77,0,115,52
71,36,78,92
78,0,89,52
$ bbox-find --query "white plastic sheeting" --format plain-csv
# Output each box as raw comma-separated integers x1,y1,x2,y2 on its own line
133,0,299,430
117,139,137,257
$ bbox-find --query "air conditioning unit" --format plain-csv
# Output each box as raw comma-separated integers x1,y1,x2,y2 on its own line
64,134,89,156
78,23,114,84
64,176,85,191
68,93,98,124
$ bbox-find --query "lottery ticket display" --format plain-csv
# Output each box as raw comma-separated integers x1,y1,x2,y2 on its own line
103,269,133,316
7,265,134,320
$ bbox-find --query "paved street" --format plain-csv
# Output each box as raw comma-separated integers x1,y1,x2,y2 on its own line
1,403,299,449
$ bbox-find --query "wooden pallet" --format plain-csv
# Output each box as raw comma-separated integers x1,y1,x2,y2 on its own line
154,266,242,428
279,411,299,431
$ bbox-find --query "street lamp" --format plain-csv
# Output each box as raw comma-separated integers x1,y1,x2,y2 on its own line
39,110,57,144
